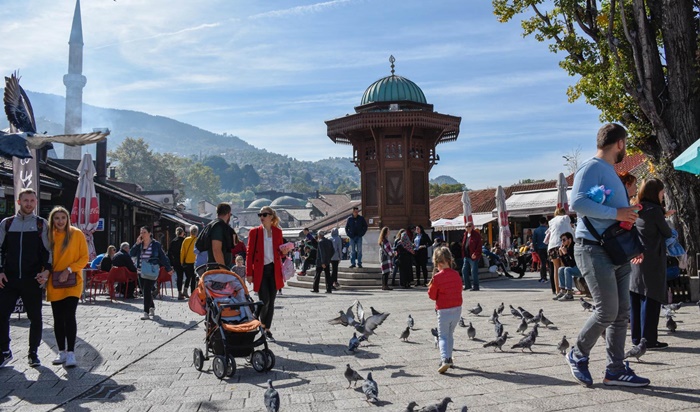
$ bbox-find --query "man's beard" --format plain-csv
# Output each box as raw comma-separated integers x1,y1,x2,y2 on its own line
615,149,626,164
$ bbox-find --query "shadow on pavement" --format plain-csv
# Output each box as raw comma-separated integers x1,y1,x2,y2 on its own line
274,340,379,359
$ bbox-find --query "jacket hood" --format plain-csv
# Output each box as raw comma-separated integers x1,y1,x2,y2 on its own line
331,228,339,237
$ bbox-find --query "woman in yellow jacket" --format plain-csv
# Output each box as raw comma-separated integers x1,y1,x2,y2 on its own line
46,206,88,368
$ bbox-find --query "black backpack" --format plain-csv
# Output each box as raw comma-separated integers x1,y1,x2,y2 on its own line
195,219,232,252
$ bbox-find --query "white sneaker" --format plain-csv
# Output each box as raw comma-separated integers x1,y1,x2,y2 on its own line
52,351,66,365
64,352,77,368
149,308,155,317
141,313,150,320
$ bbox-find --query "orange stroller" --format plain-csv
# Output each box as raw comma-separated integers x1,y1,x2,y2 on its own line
189,264,275,379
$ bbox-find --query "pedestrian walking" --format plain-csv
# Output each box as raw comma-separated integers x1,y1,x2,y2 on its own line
168,227,185,300
131,226,172,320
428,246,462,373
180,225,198,299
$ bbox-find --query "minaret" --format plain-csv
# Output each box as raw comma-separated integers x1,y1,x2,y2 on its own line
63,0,87,160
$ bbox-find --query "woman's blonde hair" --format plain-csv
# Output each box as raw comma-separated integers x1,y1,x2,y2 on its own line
378,227,389,245
260,206,280,227
432,246,454,271
48,206,73,252
554,207,566,216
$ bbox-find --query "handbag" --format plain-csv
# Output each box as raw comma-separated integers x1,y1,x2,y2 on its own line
51,270,77,289
582,217,644,265
140,260,160,280
282,258,295,281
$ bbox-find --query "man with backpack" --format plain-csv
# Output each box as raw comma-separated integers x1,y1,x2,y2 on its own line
199,203,234,268
0,189,52,368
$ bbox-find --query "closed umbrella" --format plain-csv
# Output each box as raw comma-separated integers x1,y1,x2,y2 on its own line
556,172,569,212
495,185,511,250
71,153,100,261
672,139,700,175
461,191,473,225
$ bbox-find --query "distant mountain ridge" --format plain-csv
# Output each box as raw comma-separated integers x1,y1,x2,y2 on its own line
430,175,460,185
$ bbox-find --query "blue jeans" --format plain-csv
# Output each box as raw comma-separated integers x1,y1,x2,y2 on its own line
572,242,630,374
349,237,363,266
462,257,479,290
629,291,661,346
437,306,462,360
557,266,581,290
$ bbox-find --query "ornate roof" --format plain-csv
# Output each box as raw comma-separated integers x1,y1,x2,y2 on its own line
360,75,427,105
247,198,272,209
270,196,305,208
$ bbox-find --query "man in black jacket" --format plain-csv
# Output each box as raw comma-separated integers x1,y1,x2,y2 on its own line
168,227,186,300
0,189,52,368
345,207,368,268
311,231,334,294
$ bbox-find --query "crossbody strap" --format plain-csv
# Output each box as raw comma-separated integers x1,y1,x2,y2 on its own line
582,217,604,244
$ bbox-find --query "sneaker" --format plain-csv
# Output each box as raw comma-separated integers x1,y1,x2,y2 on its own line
438,359,450,374
0,350,12,367
149,308,155,317
349,265,356,269
566,348,593,386
357,264,363,268
553,291,567,300
28,352,41,367
265,330,275,342
603,361,650,387
52,351,67,365
140,313,150,320
559,292,574,301
647,341,669,350
64,352,77,368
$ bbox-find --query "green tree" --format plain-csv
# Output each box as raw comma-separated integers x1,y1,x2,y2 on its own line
493,0,700,271
429,183,467,198
183,163,221,203
109,137,183,193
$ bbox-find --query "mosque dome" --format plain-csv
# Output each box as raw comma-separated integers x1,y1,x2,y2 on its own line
247,198,272,209
361,74,427,106
270,196,305,208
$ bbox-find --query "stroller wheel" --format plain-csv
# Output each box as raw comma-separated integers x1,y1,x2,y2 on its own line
226,354,236,377
251,350,266,372
213,355,227,379
263,349,275,371
193,348,204,371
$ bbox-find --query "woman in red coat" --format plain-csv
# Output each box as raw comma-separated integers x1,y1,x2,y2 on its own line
246,206,284,342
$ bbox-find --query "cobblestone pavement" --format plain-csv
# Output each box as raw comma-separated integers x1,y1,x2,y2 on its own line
1,273,699,412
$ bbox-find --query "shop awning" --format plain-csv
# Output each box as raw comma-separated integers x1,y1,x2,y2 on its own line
492,188,573,218
431,213,496,231
162,213,196,228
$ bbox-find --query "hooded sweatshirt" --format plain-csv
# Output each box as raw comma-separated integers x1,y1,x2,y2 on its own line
330,228,342,261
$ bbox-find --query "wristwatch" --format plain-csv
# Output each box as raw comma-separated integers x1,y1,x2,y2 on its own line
67,267,73,274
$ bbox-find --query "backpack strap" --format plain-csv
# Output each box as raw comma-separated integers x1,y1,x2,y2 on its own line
582,217,604,244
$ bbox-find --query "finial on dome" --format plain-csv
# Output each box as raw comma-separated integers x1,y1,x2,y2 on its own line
389,55,395,75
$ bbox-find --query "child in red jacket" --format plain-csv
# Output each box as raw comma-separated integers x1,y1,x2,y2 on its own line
428,246,463,373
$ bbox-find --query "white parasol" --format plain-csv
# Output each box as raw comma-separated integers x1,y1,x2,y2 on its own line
495,185,511,250
556,172,569,212
461,191,473,225
71,153,100,260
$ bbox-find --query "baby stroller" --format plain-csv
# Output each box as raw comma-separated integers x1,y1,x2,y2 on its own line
189,263,275,379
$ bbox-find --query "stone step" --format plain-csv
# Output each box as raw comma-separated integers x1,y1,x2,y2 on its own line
293,275,383,286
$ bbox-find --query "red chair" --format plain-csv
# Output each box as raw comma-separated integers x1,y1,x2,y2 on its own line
107,267,138,302
85,270,109,303
157,267,174,298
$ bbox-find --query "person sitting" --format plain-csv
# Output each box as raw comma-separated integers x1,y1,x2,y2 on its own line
554,232,581,301
482,246,514,278
111,242,138,298
98,245,117,272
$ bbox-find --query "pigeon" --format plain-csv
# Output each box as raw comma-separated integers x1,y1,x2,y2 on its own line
358,335,368,343
527,309,543,324
509,304,523,318
358,312,391,338
1,73,109,159
418,397,452,412
348,333,360,352
489,309,499,324
530,323,539,339
624,338,647,362
580,298,595,311
407,314,414,329
362,372,379,404
483,332,509,351
663,302,683,312
557,335,570,355
431,328,439,348
468,303,483,315
516,318,528,335
518,306,534,320
458,317,466,327
539,310,554,328
370,306,383,316
403,401,419,412
264,379,280,412
356,300,365,323
460,407,468,412
344,364,363,388
329,310,349,326
467,322,476,340
666,315,677,333
511,334,535,352
494,319,503,338
497,302,505,315
400,326,411,342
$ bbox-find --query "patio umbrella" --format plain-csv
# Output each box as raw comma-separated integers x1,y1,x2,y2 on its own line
672,139,700,175
461,191,473,225
495,185,511,250
556,172,569,212
71,153,100,261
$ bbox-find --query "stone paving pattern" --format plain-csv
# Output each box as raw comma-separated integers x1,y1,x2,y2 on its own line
1,270,699,411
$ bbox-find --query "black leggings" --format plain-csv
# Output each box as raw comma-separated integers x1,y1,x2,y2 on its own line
141,277,156,314
183,264,196,293
173,265,184,293
51,297,79,352
258,264,277,329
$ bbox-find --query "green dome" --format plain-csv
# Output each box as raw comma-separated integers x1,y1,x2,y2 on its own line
361,75,427,105
270,196,305,208
247,198,272,209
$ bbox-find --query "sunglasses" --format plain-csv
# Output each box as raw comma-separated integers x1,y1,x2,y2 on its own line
258,213,271,218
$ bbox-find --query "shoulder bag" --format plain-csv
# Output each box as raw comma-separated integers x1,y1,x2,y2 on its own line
582,217,644,266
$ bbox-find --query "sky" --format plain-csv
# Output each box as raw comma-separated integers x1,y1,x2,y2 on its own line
0,0,604,189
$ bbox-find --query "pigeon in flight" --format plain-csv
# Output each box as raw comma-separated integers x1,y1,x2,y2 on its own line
400,326,411,342
509,304,523,318
1,73,109,159
362,372,379,404
557,335,569,355
264,379,280,412
370,306,383,316
516,318,528,335
418,397,452,412
624,338,647,362
328,310,349,326
518,306,534,320
358,312,390,338
483,332,509,351
580,298,595,311
431,328,439,348
497,302,505,315
348,333,360,352
407,314,414,329
467,322,476,340
663,302,682,313
666,315,677,333
344,364,363,388
468,303,482,316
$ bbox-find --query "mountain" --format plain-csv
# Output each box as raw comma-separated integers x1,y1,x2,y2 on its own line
430,175,460,185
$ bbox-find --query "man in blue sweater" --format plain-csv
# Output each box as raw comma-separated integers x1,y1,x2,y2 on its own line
566,123,648,388
532,217,549,283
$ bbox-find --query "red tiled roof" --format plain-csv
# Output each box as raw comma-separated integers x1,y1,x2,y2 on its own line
565,153,648,184
309,194,352,216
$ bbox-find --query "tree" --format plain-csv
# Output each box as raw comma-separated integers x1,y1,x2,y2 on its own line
109,137,182,193
563,145,583,176
493,0,700,273
429,183,467,197
183,163,221,204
